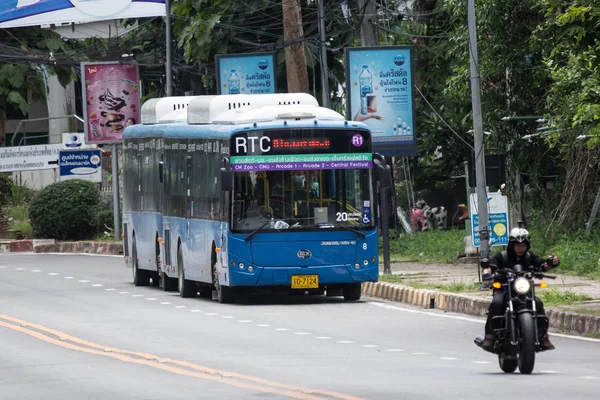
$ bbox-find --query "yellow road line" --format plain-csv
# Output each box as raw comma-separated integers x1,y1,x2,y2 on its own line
0,314,364,400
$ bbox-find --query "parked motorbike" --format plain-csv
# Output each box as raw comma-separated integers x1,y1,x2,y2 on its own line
474,257,556,374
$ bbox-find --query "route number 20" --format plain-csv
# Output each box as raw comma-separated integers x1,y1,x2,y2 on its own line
336,212,348,222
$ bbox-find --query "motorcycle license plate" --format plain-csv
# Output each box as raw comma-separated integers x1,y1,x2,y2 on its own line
291,275,318,289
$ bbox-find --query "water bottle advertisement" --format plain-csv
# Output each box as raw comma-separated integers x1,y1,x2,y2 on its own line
344,46,416,156
215,52,276,95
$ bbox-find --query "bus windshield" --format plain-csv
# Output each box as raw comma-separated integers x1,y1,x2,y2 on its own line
231,168,374,233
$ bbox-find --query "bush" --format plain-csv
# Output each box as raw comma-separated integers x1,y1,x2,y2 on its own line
29,180,100,240
0,173,12,206
96,209,114,232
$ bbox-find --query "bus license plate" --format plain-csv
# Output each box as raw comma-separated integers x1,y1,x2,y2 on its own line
291,275,318,289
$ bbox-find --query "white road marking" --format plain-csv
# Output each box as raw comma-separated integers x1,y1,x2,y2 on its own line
64,277,75,279
256,324,270,327
541,370,561,374
205,312,218,315
441,357,460,361
275,328,289,332
579,376,599,380
0,266,6,269
221,316,235,319
132,294,144,297
239,320,253,323
47,273,59,276
338,340,355,344
92,284,103,287
146,298,157,301
362,345,378,348
368,301,600,343
472,361,492,364
385,349,405,352
294,332,311,336
79,280,90,283
412,352,431,356
160,302,172,305
119,291,129,294
189,309,202,313
175,306,187,309
105,289,116,291
316,336,332,340
15,268,24,270
31,270,41,272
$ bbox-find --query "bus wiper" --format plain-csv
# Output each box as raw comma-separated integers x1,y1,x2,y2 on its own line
338,225,366,239
244,221,271,243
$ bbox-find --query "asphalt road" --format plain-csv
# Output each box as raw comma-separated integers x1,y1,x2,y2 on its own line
0,253,598,400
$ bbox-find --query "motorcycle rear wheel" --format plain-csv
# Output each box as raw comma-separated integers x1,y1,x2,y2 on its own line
517,313,536,374
498,354,518,373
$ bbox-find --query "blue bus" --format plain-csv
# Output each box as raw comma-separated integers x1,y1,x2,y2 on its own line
122,93,394,303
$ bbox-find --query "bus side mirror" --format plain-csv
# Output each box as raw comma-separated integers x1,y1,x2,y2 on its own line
221,157,233,192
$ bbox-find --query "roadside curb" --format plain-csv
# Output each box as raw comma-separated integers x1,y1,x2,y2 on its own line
362,281,600,336
34,241,123,255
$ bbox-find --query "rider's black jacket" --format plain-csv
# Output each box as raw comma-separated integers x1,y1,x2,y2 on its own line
490,249,547,272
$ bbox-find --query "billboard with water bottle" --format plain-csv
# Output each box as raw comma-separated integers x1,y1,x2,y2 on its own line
215,52,276,95
344,46,416,156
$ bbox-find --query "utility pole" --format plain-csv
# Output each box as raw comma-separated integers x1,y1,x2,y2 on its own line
165,0,173,96
317,0,329,107
282,0,309,93
467,0,491,260
357,0,379,47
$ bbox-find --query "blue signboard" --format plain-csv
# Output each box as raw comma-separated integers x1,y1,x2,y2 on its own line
216,52,276,95
0,1,166,29
470,192,510,247
59,149,102,183
345,46,416,156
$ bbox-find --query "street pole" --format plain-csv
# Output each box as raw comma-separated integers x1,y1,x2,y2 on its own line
467,0,490,260
317,0,329,108
165,0,173,96
112,144,121,241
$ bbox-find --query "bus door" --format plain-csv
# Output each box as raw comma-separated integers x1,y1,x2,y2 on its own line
185,154,193,248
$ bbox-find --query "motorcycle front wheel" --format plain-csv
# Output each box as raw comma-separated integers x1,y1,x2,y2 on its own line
498,353,518,373
517,312,536,374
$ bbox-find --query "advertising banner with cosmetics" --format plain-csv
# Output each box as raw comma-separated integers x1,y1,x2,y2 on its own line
215,52,276,95
0,1,166,29
344,46,416,156
81,61,140,144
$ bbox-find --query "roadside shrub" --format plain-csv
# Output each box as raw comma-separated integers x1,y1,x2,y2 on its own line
29,180,100,240
0,173,12,206
96,209,114,232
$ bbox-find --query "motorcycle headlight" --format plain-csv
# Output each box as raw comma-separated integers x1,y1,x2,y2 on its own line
514,277,531,294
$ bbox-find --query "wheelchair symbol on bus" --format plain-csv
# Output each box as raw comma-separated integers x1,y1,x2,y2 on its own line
362,214,371,224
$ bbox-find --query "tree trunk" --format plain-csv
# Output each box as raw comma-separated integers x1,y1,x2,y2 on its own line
0,95,6,148
282,0,309,93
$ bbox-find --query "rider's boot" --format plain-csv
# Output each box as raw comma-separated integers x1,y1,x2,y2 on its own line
539,334,555,351
474,334,495,351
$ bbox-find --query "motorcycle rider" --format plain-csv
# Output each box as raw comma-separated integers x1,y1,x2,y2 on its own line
479,227,560,351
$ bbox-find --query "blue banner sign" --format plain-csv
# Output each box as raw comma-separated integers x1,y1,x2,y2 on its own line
470,192,510,247
345,46,416,156
0,1,166,29
216,52,276,95
59,149,102,183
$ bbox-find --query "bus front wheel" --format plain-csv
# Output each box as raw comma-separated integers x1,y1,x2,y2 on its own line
212,262,235,304
177,246,196,298
343,283,362,301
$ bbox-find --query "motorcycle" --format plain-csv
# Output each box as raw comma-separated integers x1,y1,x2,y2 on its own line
474,257,556,374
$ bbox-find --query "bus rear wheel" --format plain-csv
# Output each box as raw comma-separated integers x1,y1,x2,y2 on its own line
132,238,150,286
177,246,196,298
343,283,362,301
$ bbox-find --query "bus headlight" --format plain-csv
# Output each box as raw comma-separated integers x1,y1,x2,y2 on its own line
354,263,360,269
248,266,254,272
239,263,245,269
514,277,531,294
363,260,369,266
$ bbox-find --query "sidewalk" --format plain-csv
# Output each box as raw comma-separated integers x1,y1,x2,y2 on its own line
363,261,600,337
